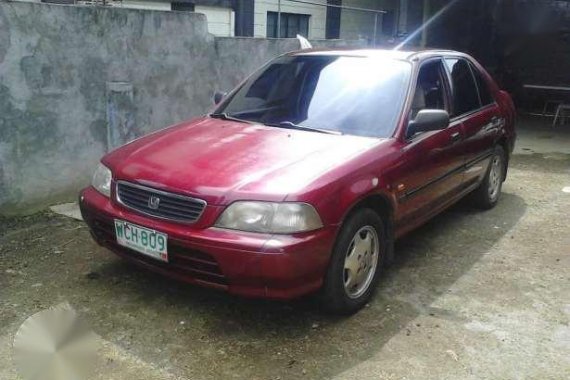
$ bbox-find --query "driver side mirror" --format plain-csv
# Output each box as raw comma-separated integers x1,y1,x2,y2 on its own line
213,91,227,105
407,109,450,139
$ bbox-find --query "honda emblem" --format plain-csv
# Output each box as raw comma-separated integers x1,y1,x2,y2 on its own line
148,195,160,210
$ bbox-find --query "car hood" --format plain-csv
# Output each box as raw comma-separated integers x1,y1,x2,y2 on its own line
105,117,382,205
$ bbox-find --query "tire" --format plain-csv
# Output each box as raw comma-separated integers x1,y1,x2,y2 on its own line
320,208,387,315
471,145,506,210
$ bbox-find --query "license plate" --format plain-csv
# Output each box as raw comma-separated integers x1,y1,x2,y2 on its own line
114,220,168,262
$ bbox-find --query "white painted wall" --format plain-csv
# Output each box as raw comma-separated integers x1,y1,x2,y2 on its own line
253,0,326,39
195,5,235,37
120,0,171,11
119,2,235,37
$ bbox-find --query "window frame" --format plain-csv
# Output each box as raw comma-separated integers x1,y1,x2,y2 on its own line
171,2,195,12
267,11,311,38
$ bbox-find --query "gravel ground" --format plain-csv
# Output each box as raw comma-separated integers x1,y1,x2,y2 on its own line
1,151,569,380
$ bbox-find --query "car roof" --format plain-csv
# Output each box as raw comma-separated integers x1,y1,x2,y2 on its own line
289,48,465,62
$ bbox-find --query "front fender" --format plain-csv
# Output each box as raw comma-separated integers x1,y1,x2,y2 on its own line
336,177,396,225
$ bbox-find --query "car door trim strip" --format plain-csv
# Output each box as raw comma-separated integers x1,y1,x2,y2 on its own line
398,149,494,203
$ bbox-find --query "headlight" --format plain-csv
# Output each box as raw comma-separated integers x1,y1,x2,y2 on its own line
91,163,112,197
215,201,323,233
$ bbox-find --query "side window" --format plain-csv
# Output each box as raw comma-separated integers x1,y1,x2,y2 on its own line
469,63,494,106
410,60,447,119
444,58,481,117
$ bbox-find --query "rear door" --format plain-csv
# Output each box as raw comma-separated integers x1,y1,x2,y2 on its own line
443,58,503,187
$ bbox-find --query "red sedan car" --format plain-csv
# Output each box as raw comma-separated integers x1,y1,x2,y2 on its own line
80,49,516,314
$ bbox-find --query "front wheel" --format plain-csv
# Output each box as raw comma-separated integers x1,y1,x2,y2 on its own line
471,145,506,209
320,208,387,315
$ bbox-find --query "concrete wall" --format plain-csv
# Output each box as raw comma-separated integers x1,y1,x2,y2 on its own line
0,1,363,215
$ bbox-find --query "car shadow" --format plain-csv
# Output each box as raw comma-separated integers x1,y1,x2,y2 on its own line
91,192,527,379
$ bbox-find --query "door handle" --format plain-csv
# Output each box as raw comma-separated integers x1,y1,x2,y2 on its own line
485,116,502,130
450,132,461,143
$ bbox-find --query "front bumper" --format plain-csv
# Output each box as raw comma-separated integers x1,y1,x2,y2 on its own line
79,187,337,299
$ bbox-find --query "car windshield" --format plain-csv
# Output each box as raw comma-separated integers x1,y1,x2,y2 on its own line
215,55,411,138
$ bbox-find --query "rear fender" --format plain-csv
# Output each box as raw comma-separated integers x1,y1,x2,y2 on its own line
497,90,517,153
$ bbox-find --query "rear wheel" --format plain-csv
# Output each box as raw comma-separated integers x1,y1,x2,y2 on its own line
471,145,506,209
320,208,386,314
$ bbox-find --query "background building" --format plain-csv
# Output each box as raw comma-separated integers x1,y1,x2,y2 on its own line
23,0,410,41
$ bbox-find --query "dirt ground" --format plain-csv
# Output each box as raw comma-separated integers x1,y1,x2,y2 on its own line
1,121,569,380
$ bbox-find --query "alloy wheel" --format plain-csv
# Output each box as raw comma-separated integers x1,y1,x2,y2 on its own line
488,154,503,202
343,226,380,299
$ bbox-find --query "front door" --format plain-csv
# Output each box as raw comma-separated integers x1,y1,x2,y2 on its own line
395,59,466,235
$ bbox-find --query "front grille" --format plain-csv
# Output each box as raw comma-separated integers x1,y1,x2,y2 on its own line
116,181,206,223
87,216,227,286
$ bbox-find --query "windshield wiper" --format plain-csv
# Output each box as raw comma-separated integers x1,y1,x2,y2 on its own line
209,112,250,124
264,121,342,135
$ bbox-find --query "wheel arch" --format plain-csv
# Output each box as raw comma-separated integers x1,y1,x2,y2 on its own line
339,192,396,263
